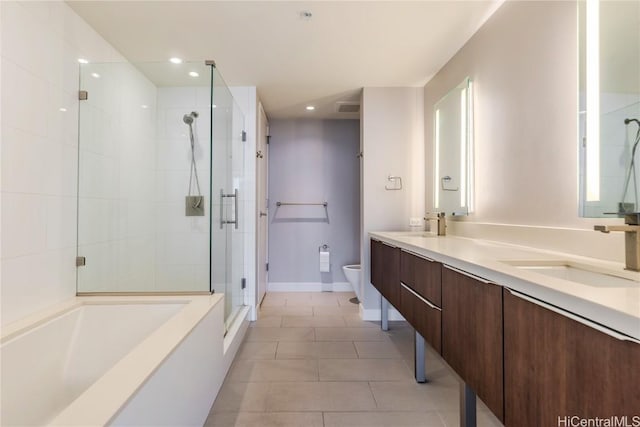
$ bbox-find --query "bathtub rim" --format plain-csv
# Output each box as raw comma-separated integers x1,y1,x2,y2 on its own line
1,294,208,344
1,294,224,427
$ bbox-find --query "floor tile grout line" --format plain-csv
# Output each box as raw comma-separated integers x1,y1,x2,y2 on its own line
367,380,380,410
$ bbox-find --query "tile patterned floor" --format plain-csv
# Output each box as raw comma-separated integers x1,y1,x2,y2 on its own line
205,292,503,427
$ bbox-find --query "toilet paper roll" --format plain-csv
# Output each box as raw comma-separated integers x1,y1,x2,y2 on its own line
319,251,330,272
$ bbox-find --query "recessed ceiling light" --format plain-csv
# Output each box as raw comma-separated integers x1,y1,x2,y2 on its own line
91,72,100,78
188,71,199,77
77,58,89,64
306,105,315,111
169,57,183,64
59,107,67,112
141,105,149,109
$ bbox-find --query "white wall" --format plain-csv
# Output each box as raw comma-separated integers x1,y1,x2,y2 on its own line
0,0,125,325
360,87,424,315
423,1,626,263
155,87,211,292
268,119,360,291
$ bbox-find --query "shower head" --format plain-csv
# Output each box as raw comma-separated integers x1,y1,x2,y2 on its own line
624,118,640,127
183,111,199,125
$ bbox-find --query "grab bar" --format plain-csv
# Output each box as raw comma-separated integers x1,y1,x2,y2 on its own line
276,202,328,207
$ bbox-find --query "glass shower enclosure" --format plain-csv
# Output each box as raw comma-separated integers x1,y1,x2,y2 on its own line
76,60,245,330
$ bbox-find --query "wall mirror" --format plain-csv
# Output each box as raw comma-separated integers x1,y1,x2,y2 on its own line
433,77,474,216
579,0,640,217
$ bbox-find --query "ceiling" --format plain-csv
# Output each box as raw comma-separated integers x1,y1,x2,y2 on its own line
68,1,502,119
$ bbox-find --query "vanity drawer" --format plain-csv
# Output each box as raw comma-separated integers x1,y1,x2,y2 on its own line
370,239,401,309
504,288,640,427
400,250,442,306
370,239,384,294
400,282,442,354
442,265,504,421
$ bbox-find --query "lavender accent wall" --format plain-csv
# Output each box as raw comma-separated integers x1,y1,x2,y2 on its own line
268,119,360,285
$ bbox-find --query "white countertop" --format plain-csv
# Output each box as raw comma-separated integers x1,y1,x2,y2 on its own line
370,231,640,341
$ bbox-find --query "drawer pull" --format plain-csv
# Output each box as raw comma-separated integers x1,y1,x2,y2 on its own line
402,249,436,263
506,288,640,344
401,282,442,311
444,264,493,284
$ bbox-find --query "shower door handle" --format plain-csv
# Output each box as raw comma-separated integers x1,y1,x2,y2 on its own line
233,189,239,229
220,189,239,229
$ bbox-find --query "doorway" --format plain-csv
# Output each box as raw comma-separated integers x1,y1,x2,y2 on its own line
256,102,269,308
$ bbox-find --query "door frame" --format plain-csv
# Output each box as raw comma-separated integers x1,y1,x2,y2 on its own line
256,102,269,309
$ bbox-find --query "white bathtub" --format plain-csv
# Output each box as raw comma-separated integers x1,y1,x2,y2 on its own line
0,295,247,426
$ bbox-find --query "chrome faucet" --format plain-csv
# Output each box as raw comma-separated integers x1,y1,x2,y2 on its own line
595,213,640,271
425,212,447,236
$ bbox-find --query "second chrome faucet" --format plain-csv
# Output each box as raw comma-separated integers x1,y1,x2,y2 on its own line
595,213,640,272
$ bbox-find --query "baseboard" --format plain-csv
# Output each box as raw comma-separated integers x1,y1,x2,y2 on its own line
359,304,406,321
267,282,354,292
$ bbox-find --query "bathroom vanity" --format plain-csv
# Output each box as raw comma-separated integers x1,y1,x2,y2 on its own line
370,232,640,427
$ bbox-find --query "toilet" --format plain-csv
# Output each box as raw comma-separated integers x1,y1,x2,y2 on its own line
342,264,361,300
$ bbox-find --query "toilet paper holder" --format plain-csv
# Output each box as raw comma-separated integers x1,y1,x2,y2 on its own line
319,244,329,252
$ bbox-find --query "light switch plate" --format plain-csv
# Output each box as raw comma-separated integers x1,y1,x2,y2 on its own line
409,217,423,226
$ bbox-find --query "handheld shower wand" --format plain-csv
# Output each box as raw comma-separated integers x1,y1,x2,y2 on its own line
184,111,204,215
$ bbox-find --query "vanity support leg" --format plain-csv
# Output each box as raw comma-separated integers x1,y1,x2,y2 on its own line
415,330,426,383
460,383,477,427
381,296,389,331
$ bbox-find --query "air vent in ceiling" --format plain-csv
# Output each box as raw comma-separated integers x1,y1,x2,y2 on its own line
336,102,360,114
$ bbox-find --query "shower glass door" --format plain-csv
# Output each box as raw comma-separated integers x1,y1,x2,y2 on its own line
210,65,246,330
76,60,246,329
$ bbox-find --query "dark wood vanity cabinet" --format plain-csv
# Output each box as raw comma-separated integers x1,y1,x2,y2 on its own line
504,289,640,427
441,265,504,422
400,251,442,353
371,236,640,426
370,239,400,309
370,239,384,294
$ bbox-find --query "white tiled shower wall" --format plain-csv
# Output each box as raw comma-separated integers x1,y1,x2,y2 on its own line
77,63,158,292
581,92,640,217
155,87,212,292
0,1,259,325
1,1,126,326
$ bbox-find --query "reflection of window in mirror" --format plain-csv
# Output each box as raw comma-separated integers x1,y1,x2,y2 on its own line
579,0,640,218
433,77,474,216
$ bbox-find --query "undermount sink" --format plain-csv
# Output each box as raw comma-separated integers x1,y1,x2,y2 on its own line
503,260,640,288
391,231,436,238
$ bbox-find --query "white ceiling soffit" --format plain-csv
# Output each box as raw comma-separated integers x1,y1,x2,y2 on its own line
67,1,502,119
